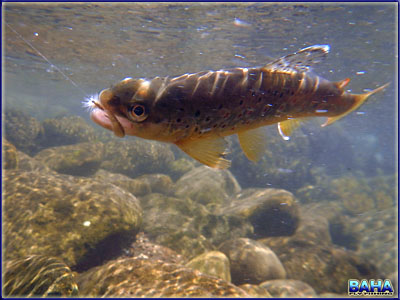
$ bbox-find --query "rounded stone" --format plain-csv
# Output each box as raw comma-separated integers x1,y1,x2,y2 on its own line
101,139,175,178
34,142,104,176
4,169,142,271
219,238,286,285
77,257,249,297
260,279,317,298
40,115,96,148
94,169,151,196
221,188,300,238
5,109,44,155
3,138,18,169
174,166,241,206
185,251,231,282
3,255,78,297
238,284,272,297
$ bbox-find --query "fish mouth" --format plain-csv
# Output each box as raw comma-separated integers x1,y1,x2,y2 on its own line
90,101,126,138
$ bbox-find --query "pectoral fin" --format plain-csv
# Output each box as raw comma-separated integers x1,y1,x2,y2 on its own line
175,137,231,169
237,127,267,162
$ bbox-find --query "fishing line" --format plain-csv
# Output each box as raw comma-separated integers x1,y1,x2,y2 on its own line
5,22,89,98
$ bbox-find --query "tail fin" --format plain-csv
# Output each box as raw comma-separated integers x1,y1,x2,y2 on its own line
322,82,390,127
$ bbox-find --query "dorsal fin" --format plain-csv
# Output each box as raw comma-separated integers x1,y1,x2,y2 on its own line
263,45,330,73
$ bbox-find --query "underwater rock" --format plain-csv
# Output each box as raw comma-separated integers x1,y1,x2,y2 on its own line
140,193,213,258
261,238,378,294
123,232,185,265
219,238,286,285
296,174,396,214
229,126,314,190
77,257,249,297
174,166,241,207
34,142,104,176
137,173,174,195
4,109,44,155
238,284,272,297
15,150,51,172
168,157,197,181
259,279,317,298
4,169,142,271
140,193,252,259
350,208,397,276
40,115,96,148
329,175,395,214
94,169,152,196
101,139,175,178
185,251,231,282
295,205,332,246
221,188,300,238
3,138,18,169
3,255,78,297
94,171,173,196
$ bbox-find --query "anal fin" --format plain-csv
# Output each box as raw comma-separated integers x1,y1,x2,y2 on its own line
277,118,307,140
175,137,231,169
237,127,267,162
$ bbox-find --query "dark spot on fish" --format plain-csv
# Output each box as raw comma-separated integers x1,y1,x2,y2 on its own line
195,110,201,117
279,92,284,98
221,124,226,128
213,124,218,128
185,124,190,128
206,117,210,122
238,113,243,117
258,97,262,102
291,91,295,95
239,100,244,105
218,104,223,110
176,118,181,123
194,127,198,132
179,108,185,112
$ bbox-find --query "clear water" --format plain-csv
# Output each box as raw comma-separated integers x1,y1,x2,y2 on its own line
3,2,398,296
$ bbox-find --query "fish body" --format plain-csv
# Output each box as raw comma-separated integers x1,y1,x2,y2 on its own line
89,45,389,168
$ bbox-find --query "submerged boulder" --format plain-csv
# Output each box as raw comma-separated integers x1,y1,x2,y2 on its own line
219,238,286,285
34,142,104,176
174,166,241,207
185,251,231,282
101,139,175,178
220,188,300,238
4,169,142,271
40,115,96,148
3,255,78,297
77,257,249,297
4,109,44,155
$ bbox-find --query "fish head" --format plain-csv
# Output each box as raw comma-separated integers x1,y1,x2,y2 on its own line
90,78,166,140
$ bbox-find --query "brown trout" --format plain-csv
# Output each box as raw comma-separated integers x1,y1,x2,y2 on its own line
88,45,389,169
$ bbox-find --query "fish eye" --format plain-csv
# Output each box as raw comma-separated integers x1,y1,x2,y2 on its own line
128,104,148,122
